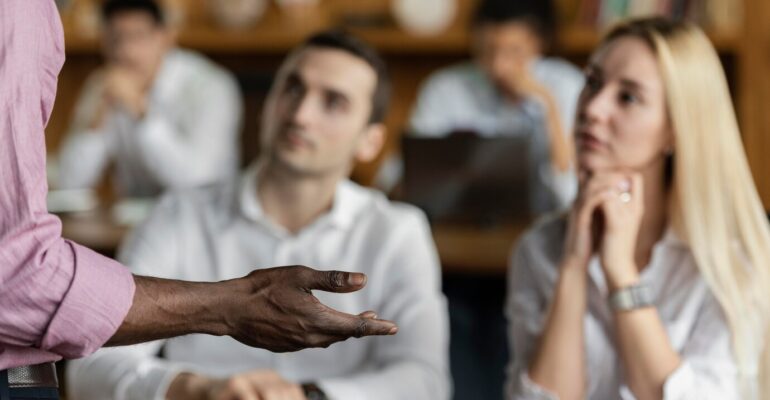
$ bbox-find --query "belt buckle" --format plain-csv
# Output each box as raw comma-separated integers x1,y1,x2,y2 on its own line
7,363,58,389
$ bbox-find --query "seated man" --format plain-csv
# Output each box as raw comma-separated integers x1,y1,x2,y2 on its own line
57,0,242,198
66,31,450,400
381,0,584,213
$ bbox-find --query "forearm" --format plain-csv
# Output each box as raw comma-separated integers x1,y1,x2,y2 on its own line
605,260,681,399
106,275,230,346
528,265,587,399
614,308,681,400
539,93,573,172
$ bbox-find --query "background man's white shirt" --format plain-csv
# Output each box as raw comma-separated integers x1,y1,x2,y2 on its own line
67,164,451,400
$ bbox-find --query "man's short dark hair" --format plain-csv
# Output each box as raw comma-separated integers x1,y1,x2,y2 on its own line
102,0,165,26
473,0,556,49
301,30,391,125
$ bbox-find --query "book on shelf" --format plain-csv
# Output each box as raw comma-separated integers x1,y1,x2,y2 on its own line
557,0,742,34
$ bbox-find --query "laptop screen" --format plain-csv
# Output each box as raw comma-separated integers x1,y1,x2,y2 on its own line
402,134,532,226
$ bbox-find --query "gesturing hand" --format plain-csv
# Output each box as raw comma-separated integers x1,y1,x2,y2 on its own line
220,265,398,353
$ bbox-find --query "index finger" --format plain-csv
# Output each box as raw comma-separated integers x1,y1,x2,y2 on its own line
314,306,398,338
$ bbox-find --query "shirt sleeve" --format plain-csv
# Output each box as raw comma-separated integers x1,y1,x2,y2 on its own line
531,62,584,211
408,71,461,137
133,69,242,189
504,235,559,400
0,0,135,369
659,290,741,399
317,209,451,400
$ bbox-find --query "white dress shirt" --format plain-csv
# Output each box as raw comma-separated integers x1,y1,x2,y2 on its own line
66,165,451,400
406,59,585,213
57,49,242,197
506,215,743,399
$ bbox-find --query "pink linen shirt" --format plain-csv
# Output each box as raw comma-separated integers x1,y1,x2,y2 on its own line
0,0,135,369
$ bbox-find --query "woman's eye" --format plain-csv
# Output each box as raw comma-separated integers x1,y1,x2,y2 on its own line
619,91,638,104
285,82,304,98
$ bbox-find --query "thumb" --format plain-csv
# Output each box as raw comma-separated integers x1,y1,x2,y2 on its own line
298,268,368,293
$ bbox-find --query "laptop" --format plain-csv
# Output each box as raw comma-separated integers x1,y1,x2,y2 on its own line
402,134,532,226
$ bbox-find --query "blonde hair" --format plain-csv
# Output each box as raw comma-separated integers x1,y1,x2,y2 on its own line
602,18,770,398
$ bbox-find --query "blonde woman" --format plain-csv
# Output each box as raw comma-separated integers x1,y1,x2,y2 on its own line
505,18,770,400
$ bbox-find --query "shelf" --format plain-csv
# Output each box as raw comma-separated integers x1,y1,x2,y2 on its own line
556,25,741,54
63,20,740,56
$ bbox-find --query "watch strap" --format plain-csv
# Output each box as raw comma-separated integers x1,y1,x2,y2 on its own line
608,284,653,311
301,382,328,400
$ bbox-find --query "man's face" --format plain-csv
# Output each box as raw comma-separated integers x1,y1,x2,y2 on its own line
102,11,171,84
474,21,543,94
261,47,383,178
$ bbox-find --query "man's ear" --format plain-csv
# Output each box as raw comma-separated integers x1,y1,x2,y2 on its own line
355,123,386,163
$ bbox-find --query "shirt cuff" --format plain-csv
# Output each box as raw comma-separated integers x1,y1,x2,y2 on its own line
122,360,187,400
662,361,696,400
520,97,547,120
540,164,577,210
39,241,135,359
316,378,368,400
509,372,559,400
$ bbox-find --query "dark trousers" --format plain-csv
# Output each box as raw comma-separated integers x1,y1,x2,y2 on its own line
0,370,58,400
443,273,509,400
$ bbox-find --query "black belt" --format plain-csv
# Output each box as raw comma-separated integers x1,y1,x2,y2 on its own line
0,363,58,400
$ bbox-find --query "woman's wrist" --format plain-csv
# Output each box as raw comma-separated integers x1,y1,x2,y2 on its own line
556,262,589,305
605,263,641,292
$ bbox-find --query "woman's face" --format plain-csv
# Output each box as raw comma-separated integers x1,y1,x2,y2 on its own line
575,36,673,174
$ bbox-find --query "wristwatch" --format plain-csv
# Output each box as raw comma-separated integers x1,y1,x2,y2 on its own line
608,283,653,311
302,382,329,400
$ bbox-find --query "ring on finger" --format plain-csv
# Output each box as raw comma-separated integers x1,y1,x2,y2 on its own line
618,191,632,203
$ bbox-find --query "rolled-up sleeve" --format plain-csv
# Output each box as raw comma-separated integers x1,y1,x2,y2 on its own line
0,0,135,369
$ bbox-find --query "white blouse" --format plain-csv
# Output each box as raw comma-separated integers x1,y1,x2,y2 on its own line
505,215,743,399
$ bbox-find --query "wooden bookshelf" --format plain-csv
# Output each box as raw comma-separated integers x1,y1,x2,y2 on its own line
61,11,741,56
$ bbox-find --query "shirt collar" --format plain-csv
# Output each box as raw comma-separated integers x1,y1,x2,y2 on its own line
237,163,365,234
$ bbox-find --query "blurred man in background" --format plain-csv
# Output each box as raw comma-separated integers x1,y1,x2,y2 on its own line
381,0,584,214
68,31,450,400
57,0,242,198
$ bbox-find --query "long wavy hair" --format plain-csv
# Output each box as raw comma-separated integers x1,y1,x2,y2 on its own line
601,18,770,398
